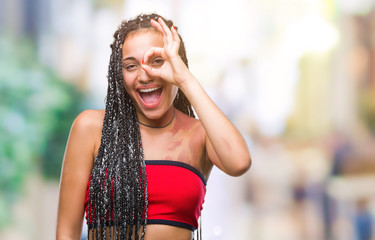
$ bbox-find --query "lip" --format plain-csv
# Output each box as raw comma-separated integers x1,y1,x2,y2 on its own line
136,83,160,90
136,85,163,109
139,87,159,92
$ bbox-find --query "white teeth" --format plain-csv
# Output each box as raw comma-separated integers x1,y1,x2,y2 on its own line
139,87,160,93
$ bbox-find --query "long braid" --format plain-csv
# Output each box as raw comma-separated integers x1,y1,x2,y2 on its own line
87,13,195,240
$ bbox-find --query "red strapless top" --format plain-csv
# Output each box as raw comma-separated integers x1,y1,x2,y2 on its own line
84,160,207,231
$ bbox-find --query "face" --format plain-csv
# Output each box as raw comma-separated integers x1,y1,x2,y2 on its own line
121,29,178,123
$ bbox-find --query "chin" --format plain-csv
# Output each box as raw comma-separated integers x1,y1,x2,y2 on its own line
137,105,168,120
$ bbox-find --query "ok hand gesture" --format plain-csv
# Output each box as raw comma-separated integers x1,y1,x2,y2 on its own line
141,18,191,88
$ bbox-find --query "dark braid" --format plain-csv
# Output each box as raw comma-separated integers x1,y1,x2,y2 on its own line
87,13,195,240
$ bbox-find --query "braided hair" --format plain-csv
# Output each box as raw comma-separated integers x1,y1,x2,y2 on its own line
87,13,195,240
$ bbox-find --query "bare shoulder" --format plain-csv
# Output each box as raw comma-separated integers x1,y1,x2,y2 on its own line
73,109,105,130
174,110,207,150
178,111,214,178
176,110,204,132
70,109,105,157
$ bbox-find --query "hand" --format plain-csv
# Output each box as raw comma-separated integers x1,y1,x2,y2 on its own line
141,17,190,87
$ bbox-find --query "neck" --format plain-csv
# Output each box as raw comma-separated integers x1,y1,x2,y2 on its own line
138,108,175,129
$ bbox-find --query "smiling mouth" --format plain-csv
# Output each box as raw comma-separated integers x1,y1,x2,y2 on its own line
138,87,162,107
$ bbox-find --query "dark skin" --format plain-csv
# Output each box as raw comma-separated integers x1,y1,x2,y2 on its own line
57,18,251,240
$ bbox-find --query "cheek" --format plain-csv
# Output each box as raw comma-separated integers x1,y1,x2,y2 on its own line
122,71,136,93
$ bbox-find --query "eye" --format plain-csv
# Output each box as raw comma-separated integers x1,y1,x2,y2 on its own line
123,63,138,71
151,57,164,67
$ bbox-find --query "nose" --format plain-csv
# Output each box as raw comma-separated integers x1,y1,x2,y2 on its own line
137,67,152,84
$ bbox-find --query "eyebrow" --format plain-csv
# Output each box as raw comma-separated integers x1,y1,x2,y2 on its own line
122,57,137,62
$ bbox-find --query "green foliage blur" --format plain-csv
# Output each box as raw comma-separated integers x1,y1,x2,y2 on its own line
0,36,85,229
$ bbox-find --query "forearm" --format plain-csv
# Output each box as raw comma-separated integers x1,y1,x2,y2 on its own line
179,75,251,175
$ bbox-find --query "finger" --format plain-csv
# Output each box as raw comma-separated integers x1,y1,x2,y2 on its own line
150,19,164,35
141,64,161,78
142,47,164,65
168,26,180,56
171,25,181,45
157,17,173,45
151,18,169,46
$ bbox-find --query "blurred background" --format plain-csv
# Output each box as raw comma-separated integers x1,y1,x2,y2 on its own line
1,0,375,239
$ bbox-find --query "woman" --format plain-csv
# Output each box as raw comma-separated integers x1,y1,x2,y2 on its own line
56,13,251,240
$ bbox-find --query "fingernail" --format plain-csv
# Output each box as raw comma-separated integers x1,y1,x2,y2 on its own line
142,59,145,64
173,26,176,31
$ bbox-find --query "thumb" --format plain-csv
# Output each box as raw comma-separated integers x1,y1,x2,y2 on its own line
141,64,161,78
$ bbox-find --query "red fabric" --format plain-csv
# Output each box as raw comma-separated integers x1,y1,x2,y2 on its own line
84,161,206,230
84,176,90,223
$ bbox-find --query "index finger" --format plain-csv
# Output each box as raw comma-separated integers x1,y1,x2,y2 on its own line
142,47,163,65
150,19,164,34
157,18,175,45
150,18,170,45
157,17,173,38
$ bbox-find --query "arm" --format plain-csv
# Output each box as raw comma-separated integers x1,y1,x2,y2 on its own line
142,18,251,176
56,110,100,239
180,76,251,176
